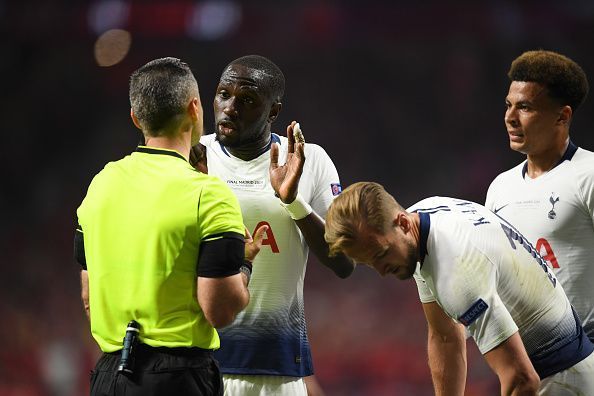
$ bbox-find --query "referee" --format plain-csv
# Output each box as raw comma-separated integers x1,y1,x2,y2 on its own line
75,58,262,395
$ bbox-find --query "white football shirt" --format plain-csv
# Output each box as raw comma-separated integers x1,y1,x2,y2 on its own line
201,133,341,377
485,142,594,340
410,197,593,379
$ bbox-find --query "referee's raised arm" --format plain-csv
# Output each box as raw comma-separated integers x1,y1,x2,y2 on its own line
74,57,261,396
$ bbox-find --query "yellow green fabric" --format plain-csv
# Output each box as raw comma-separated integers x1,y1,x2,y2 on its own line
77,147,244,352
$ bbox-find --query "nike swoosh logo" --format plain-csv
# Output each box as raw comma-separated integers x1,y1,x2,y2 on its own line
494,204,509,214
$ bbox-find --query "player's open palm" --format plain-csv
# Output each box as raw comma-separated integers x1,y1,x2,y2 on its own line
270,121,305,204
245,224,269,262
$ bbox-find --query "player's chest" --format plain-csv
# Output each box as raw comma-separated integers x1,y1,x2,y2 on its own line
494,179,580,236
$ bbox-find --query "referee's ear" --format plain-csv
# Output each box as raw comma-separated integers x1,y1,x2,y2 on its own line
130,109,142,130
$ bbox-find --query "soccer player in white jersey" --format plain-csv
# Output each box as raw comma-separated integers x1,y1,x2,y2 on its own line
190,55,354,396
325,182,594,395
486,50,594,343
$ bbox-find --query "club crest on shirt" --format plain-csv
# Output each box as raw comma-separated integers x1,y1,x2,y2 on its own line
330,183,342,196
548,192,559,220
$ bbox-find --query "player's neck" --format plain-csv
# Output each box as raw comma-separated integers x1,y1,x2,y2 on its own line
410,212,422,261
525,138,569,179
226,131,272,161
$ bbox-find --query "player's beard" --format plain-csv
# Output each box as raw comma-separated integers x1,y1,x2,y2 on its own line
215,122,268,148
397,239,418,280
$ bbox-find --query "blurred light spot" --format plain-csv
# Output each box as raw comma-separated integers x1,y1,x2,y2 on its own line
186,1,241,40
88,0,130,35
94,29,132,67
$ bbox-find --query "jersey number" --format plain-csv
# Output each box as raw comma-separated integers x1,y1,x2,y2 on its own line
500,223,556,287
254,221,279,253
535,238,559,268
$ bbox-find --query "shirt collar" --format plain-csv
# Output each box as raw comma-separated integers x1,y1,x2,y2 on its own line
136,146,187,162
521,140,578,178
418,211,431,267
219,133,281,157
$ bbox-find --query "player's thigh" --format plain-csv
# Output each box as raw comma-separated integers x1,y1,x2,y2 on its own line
223,374,307,396
539,352,594,396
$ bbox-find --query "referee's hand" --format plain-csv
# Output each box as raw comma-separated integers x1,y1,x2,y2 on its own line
245,224,269,263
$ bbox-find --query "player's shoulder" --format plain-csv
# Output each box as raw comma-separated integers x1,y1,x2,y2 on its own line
567,147,594,193
408,196,458,212
486,162,525,199
199,133,217,148
305,141,332,160
571,147,594,170
490,161,525,184
274,134,331,158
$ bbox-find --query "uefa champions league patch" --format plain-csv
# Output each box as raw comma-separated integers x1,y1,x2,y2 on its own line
458,298,488,326
330,183,342,196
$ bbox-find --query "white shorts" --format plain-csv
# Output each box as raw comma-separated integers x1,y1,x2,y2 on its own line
223,374,307,396
539,351,594,395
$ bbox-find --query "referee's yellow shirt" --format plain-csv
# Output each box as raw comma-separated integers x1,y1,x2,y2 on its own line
77,146,244,352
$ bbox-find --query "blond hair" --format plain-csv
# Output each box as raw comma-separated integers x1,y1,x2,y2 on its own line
325,182,402,256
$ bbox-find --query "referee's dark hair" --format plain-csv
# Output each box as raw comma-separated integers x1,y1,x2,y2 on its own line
225,55,285,103
129,57,199,135
508,50,589,112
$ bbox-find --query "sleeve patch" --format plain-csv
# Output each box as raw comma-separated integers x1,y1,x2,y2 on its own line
330,183,342,196
458,298,489,326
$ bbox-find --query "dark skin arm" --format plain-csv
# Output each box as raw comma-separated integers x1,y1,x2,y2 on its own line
189,143,208,173
270,121,354,278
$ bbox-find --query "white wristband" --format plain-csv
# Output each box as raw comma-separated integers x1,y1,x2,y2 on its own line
280,194,313,220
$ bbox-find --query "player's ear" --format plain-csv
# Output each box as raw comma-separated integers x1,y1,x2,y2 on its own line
130,109,143,130
397,211,412,234
557,105,572,126
268,101,282,123
394,212,409,232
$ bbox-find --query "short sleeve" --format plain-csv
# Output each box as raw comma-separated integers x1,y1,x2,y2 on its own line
484,177,499,210
436,255,519,355
575,153,594,222
307,144,341,218
465,293,519,354
197,178,245,241
413,271,436,303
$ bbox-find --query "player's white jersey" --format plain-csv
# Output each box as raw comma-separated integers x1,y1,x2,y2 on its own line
200,133,341,377
485,142,594,341
409,197,593,379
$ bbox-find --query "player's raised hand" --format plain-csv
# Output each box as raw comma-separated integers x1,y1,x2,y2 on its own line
270,121,305,204
189,143,208,174
244,223,269,262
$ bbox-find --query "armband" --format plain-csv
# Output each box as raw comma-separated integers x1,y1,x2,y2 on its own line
198,232,245,277
74,226,87,270
280,194,313,220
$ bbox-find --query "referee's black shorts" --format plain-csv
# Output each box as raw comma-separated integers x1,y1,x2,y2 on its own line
90,344,223,396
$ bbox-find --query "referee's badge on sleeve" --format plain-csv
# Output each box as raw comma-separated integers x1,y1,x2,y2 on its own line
330,183,342,196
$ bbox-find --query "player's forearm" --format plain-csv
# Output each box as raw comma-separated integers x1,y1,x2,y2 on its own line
295,212,354,278
427,329,467,396
498,370,540,396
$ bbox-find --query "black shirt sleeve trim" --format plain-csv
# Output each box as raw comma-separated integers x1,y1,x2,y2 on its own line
74,224,87,270
202,231,245,243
